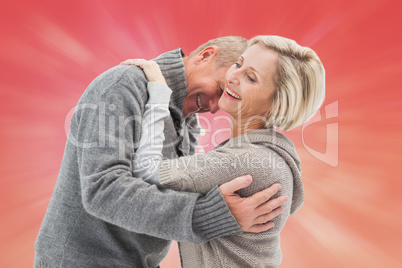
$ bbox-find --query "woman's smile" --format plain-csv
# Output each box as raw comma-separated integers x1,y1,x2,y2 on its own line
223,87,242,101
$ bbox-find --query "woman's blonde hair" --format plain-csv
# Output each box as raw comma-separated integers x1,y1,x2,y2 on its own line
249,35,325,132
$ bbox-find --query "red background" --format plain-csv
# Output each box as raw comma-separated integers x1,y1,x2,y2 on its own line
1,0,401,267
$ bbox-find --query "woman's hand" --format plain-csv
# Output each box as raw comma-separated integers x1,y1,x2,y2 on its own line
121,59,167,85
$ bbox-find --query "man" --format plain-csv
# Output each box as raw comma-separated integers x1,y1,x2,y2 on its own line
34,36,287,267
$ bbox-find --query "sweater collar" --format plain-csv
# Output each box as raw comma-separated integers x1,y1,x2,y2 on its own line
153,49,198,157
153,48,188,115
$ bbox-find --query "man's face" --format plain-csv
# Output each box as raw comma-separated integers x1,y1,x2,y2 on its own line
182,58,229,117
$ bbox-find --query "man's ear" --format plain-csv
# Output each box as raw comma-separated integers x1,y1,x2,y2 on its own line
194,46,218,64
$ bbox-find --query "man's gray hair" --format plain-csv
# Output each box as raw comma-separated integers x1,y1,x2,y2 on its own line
190,36,248,68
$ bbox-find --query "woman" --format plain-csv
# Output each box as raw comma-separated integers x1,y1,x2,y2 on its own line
123,35,325,268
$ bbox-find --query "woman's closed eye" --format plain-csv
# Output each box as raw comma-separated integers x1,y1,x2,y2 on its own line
235,63,256,83
247,74,256,83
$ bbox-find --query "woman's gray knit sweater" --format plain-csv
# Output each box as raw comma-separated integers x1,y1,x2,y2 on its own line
158,128,304,268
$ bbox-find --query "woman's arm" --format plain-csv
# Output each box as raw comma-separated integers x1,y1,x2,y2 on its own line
122,59,171,184
158,144,295,198
158,148,252,194
132,82,171,184
158,146,295,232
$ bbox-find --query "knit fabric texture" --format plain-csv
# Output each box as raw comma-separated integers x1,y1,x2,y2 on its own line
159,128,304,268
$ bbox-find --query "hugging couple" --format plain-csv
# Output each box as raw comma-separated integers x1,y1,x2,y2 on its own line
34,35,325,268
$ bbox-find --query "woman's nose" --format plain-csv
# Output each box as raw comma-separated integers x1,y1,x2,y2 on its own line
226,70,240,86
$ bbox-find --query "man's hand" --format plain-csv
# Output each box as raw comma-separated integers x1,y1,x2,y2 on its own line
219,175,289,233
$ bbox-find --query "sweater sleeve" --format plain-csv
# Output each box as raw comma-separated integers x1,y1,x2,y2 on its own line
132,82,171,184
73,66,242,243
158,147,250,195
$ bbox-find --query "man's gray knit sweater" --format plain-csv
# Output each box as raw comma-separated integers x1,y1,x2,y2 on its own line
159,128,304,267
33,49,242,268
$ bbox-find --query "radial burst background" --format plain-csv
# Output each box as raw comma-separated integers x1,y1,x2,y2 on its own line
1,0,401,267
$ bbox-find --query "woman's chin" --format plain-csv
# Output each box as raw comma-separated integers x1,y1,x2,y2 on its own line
219,99,239,116
219,106,237,117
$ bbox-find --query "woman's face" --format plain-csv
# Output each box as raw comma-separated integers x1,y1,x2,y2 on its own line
218,44,278,123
